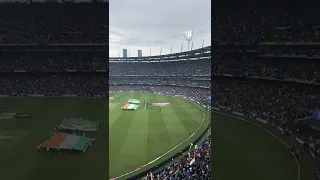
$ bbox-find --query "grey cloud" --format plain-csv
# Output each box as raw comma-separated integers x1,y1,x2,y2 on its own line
111,36,167,46
164,34,183,40
109,30,125,37
109,0,211,57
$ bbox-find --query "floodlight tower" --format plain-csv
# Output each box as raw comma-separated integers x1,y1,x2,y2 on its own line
183,30,193,51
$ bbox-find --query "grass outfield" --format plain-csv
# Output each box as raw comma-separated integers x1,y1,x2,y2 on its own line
0,98,108,180
212,112,318,180
3,95,312,179
109,92,210,179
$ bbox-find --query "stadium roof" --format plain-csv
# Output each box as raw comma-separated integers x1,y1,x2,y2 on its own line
109,46,211,62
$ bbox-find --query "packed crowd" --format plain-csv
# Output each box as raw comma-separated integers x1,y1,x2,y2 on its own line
110,85,210,103
0,75,210,102
257,47,320,57
109,60,211,76
0,53,210,73
212,77,320,124
213,1,320,43
146,135,211,180
214,55,320,83
3,50,320,85
0,52,107,72
0,3,107,44
109,78,211,88
0,75,108,95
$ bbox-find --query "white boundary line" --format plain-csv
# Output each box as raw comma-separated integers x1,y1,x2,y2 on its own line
214,111,300,180
110,91,208,180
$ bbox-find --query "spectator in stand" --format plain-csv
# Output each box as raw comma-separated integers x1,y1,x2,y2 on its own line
211,77,320,126
213,1,320,43
145,135,211,180
214,54,320,83
109,59,211,76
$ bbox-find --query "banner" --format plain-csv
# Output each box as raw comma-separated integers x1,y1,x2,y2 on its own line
256,118,268,124
212,107,219,111
152,103,171,107
232,111,244,117
62,94,77,97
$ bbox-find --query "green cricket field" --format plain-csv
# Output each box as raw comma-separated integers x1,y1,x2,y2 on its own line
1,92,315,180
0,93,210,180
109,92,210,179
212,112,318,180
0,97,108,180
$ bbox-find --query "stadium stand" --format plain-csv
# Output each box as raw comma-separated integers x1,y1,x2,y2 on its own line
109,59,210,76
145,135,211,180
0,75,108,95
1,51,107,72
213,1,320,44
212,77,320,124
0,1,108,96
1,56,211,179
5,0,320,178
0,0,108,162
0,4,211,176
0,2,107,43
109,45,211,179
213,1,320,179
213,51,320,83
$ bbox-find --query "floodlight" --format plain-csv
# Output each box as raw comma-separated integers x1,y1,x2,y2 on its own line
183,30,193,51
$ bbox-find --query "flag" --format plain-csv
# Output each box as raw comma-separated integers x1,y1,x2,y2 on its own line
189,143,193,150
121,104,138,110
189,157,195,165
292,133,296,141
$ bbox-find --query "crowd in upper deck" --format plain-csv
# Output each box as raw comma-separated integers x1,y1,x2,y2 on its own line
213,1,320,43
0,2,107,44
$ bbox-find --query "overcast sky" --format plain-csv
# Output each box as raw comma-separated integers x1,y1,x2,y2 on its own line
109,0,211,57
